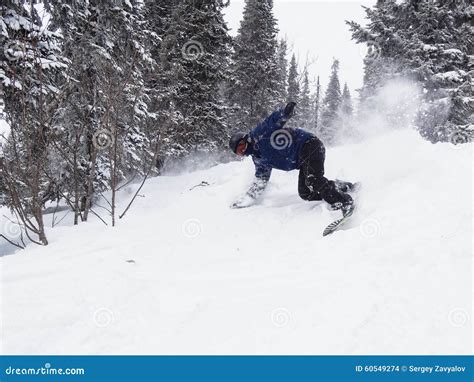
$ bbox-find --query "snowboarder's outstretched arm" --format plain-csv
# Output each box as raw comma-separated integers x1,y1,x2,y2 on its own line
250,102,297,138
230,163,272,209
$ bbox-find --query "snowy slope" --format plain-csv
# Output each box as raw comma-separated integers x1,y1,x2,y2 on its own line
0,129,472,355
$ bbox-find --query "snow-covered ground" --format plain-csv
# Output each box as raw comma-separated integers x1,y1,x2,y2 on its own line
0,129,472,354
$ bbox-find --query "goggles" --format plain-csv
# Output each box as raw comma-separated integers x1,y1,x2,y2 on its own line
236,140,248,156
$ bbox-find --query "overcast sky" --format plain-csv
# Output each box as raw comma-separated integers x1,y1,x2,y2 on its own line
223,0,377,99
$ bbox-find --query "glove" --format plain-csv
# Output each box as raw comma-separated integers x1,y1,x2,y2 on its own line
230,193,256,209
283,101,296,117
231,179,268,209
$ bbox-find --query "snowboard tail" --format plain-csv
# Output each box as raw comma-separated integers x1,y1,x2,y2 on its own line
322,182,360,236
322,204,355,236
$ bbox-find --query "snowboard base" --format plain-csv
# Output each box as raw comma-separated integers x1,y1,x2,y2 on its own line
322,181,361,236
322,204,355,236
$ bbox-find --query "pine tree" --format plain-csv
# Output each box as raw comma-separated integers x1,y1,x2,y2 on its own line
275,39,288,102
347,0,473,143
159,0,231,159
287,54,300,104
341,83,353,118
46,0,155,224
299,71,312,130
1,0,67,245
347,0,402,107
413,0,473,142
312,76,322,133
320,59,342,144
339,83,354,140
143,0,174,58
229,0,280,129
143,0,175,168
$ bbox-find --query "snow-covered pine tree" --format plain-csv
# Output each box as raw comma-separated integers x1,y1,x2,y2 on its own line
275,38,288,102
412,0,473,142
46,0,155,224
299,70,312,131
229,0,280,129
158,0,231,161
287,54,300,104
143,0,173,58
1,0,67,245
312,76,322,134
142,0,173,167
348,0,473,143
346,0,402,109
339,82,354,140
340,83,353,118
320,59,342,144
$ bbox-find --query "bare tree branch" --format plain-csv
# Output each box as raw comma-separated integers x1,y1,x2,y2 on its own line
119,142,160,220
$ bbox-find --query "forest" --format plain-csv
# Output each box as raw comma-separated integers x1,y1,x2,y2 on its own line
1,0,472,247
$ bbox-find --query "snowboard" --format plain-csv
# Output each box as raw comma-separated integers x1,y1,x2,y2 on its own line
322,182,361,236
322,203,356,236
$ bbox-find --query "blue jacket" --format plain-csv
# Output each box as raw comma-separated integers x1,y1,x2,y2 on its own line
247,108,314,181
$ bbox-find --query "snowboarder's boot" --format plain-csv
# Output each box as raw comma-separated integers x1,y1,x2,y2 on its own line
319,180,354,215
330,199,354,217
334,179,358,193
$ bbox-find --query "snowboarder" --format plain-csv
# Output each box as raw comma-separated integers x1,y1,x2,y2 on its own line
229,102,356,215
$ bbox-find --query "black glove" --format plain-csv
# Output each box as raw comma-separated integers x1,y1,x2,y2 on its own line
283,101,296,117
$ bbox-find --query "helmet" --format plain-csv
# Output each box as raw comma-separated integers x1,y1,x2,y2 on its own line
229,132,248,154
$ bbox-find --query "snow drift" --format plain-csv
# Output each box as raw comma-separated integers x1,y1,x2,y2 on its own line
0,128,472,355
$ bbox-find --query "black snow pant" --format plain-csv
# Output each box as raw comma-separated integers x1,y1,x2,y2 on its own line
298,137,353,206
